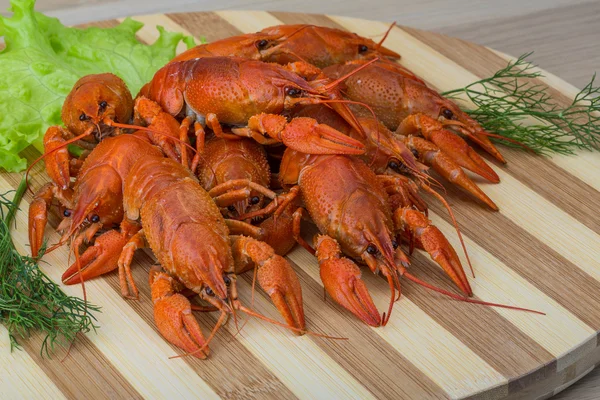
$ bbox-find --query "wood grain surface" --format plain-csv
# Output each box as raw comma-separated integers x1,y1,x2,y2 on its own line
1,10,600,400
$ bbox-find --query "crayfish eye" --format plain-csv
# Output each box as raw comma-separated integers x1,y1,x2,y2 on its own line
99,100,108,110
205,286,214,296
79,113,89,121
392,239,399,249
90,214,100,223
411,148,419,158
227,205,236,213
442,108,454,119
223,275,231,286
63,209,72,217
249,196,260,205
358,44,369,53
388,159,400,171
366,244,378,255
285,87,302,98
256,39,269,49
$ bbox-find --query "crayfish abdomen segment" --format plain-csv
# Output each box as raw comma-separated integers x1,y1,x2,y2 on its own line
134,172,231,299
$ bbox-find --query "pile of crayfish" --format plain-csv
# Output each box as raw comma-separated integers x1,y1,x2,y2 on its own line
28,23,537,359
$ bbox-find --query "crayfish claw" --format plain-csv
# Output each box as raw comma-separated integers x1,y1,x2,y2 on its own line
315,235,381,327
28,183,54,258
396,208,473,297
62,229,130,285
150,270,210,359
282,117,365,155
232,236,306,332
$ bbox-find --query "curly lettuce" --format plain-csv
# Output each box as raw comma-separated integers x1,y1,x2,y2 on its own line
0,0,194,171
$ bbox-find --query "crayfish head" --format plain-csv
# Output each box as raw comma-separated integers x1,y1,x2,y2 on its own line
171,32,285,63
62,73,133,140
67,165,124,237
259,24,400,67
403,80,477,134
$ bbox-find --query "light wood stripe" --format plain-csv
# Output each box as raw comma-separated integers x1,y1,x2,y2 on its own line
215,11,283,34
0,326,67,400
167,12,243,43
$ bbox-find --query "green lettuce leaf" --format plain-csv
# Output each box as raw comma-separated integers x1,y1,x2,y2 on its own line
0,0,194,171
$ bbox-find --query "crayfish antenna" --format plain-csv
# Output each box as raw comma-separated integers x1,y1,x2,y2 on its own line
321,57,379,93
238,305,347,340
399,268,545,315
421,184,475,279
447,120,534,155
375,22,396,50
60,242,88,362
382,272,396,326
102,119,199,156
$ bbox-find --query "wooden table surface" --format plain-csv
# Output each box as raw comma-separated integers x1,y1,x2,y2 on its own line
1,1,598,399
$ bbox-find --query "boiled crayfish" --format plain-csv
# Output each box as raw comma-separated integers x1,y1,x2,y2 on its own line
27,22,541,356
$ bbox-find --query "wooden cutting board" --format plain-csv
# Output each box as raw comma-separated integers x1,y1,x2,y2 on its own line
2,11,600,400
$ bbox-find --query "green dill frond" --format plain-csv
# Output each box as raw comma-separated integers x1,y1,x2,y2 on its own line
0,176,100,356
442,53,600,155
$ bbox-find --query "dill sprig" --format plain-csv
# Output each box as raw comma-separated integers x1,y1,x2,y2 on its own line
442,53,600,155
0,177,100,356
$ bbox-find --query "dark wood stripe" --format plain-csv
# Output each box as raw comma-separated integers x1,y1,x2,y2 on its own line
16,146,297,400
270,12,342,28
398,26,600,236
20,330,142,400
167,12,243,42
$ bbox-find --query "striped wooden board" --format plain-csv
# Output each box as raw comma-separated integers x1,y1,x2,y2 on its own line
2,11,599,400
